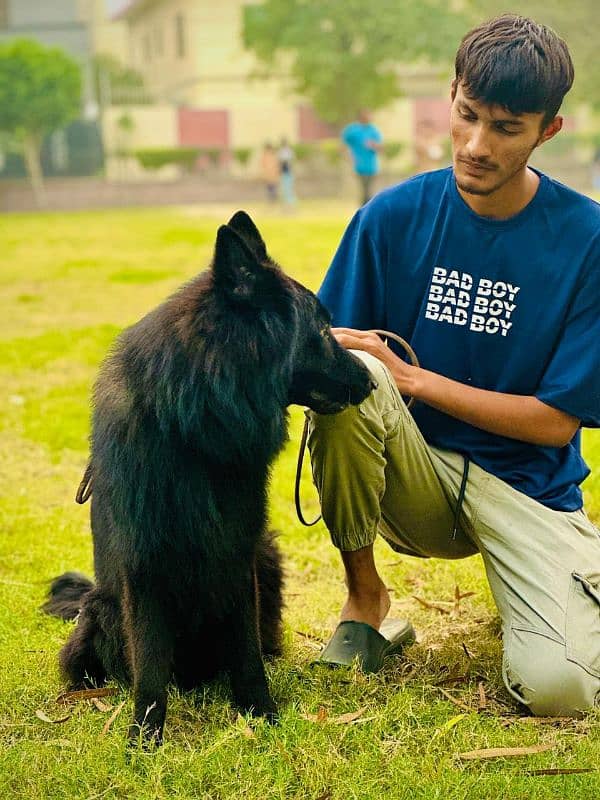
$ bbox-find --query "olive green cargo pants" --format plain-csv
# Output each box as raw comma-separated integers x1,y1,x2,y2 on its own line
307,351,600,716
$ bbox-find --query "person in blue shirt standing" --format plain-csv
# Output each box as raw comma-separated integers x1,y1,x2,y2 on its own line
342,109,383,206
308,14,600,717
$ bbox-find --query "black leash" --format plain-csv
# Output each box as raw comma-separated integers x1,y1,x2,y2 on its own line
295,330,420,527
75,460,93,504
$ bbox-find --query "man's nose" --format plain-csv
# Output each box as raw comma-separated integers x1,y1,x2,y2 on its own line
466,124,492,160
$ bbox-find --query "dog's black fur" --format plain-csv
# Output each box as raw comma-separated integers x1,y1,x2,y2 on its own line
43,212,375,744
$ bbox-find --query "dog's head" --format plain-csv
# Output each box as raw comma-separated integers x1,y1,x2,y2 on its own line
212,211,375,414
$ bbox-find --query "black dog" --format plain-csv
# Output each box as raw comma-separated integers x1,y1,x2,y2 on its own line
44,211,375,745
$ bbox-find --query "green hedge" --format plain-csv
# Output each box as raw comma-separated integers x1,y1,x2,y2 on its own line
133,147,199,171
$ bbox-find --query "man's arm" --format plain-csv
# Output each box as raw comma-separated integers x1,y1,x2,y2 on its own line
333,328,580,448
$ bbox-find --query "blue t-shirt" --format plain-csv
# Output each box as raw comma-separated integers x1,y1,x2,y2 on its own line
342,122,382,175
318,167,600,511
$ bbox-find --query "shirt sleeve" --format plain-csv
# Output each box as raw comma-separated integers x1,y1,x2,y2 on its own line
535,259,600,427
317,205,387,330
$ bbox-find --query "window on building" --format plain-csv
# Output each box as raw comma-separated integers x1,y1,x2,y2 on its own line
175,13,185,59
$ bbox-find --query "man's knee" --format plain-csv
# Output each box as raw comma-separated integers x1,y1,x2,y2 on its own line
504,629,600,717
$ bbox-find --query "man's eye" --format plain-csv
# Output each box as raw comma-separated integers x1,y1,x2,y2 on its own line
496,125,518,135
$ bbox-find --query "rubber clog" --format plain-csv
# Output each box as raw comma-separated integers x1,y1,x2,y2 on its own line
316,618,416,673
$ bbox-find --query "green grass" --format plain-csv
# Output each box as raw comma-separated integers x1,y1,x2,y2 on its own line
1,202,599,800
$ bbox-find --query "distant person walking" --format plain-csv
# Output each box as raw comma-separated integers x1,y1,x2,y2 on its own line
278,138,296,207
260,142,279,202
342,109,383,206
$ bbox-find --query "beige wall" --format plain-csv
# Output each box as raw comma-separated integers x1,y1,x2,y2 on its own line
127,0,197,102
88,0,129,61
123,0,293,129
103,105,181,180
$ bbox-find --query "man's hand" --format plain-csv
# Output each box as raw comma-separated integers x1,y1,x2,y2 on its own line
332,327,580,448
332,328,419,398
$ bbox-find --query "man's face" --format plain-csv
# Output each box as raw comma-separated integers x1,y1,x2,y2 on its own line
450,82,560,197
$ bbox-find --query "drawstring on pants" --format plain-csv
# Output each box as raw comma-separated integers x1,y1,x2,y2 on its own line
452,456,470,539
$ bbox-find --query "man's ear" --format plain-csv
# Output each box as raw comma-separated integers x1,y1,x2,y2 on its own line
227,210,268,261
212,224,262,302
537,115,563,147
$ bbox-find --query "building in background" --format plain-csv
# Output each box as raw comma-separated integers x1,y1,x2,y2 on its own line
89,0,128,62
102,0,421,177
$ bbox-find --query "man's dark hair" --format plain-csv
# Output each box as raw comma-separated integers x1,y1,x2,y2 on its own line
455,14,574,127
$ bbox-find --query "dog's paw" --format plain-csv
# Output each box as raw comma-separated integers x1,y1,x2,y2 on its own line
127,722,163,750
247,700,278,725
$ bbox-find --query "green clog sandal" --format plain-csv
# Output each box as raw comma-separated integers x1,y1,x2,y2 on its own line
316,618,416,673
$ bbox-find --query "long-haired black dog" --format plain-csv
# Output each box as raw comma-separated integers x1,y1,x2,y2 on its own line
44,211,375,745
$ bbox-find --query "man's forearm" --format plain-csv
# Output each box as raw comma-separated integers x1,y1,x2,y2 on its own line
330,328,580,448
412,367,579,447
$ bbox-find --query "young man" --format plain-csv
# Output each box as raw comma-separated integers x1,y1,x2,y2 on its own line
309,14,600,716
342,109,383,206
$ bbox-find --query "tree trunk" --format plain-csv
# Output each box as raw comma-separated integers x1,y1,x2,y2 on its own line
22,132,46,209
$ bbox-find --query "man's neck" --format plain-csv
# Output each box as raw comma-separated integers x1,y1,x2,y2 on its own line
456,166,540,220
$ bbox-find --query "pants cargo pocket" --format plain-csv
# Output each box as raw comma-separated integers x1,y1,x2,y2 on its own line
566,571,600,679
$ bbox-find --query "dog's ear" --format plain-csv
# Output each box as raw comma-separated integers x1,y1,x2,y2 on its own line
213,224,264,303
227,210,268,261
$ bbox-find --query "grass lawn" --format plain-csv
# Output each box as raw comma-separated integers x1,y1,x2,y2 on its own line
1,201,599,799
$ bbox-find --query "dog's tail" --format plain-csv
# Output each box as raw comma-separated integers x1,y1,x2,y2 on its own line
42,571,95,621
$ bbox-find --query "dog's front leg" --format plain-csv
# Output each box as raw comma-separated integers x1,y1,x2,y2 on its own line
125,589,174,747
228,568,277,722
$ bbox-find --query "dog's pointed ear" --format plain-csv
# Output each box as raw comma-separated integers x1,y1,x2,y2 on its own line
213,224,263,303
227,210,268,261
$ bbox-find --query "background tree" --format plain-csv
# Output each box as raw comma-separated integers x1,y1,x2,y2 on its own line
0,38,81,207
243,0,469,127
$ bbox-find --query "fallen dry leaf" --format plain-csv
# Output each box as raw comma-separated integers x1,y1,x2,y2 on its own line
57,687,118,705
100,701,125,736
438,674,469,686
331,707,368,725
457,744,554,761
438,688,473,712
526,768,595,776
35,709,71,724
453,585,476,614
294,630,323,650
478,682,487,710
302,706,367,725
412,595,451,615
90,698,113,713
